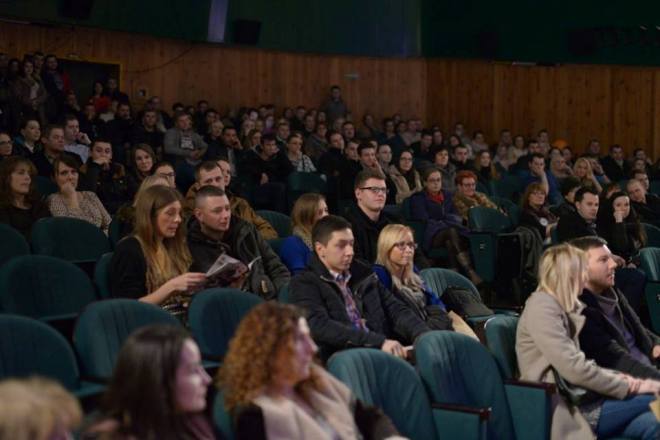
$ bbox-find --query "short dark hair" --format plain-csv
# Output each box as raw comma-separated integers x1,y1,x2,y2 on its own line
574,186,599,203
354,168,385,189
357,142,375,157
560,176,581,197
530,153,545,162
312,215,351,247
194,185,226,207
194,161,221,182
569,236,607,251
52,154,80,177
632,169,647,179
262,133,276,144
221,125,236,134
422,166,442,182
63,113,78,124
610,144,623,152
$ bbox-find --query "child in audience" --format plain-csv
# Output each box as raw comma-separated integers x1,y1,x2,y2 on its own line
218,302,401,440
516,244,660,439
86,325,215,439
279,193,328,274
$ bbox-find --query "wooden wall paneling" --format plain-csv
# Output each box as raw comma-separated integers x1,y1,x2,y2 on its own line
653,72,660,160
611,67,654,155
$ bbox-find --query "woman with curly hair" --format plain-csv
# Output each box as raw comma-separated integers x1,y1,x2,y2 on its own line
218,302,400,440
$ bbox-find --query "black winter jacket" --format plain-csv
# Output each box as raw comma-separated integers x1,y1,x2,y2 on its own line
187,217,290,300
579,288,660,380
290,254,431,361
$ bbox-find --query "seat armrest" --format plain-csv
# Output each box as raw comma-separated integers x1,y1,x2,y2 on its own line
505,381,554,440
431,403,489,440
505,379,556,395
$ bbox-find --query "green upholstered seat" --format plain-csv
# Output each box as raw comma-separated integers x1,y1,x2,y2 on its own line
187,288,263,361
0,255,96,322
639,247,660,333
0,223,29,268
73,299,181,380
255,210,292,237
484,315,520,380
93,252,113,299
31,217,111,264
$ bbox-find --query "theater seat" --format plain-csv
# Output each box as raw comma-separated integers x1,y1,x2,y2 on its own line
255,210,292,237
484,315,520,380
0,223,29,268
416,331,553,440
0,255,96,322
0,314,103,399
73,299,181,380
31,217,111,264
328,347,490,440
642,223,660,248
93,252,113,299
286,171,327,209
639,247,660,333
187,288,263,361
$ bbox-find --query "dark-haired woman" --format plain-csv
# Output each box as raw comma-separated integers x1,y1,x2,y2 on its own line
125,144,156,200
597,192,646,266
388,149,422,204
12,118,42,159
86,325,215,439
109,185,206,320
0,156,50,239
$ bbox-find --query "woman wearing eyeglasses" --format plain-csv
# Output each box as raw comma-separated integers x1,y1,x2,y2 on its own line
453,170,500,222
388,149,423,204
409,167,482,286
373,224,477,338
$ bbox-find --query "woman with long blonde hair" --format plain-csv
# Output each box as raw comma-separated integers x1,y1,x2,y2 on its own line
279,193,328,274
109,185,206,320
573,157,603,194
516,244,660,439
218,301,400,440
373,224,476,338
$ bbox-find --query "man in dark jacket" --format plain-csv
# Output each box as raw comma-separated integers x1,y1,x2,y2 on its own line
571,237,660,380
188,185,290,300
556,187,600,242
290,215,431,361
600,144,630,182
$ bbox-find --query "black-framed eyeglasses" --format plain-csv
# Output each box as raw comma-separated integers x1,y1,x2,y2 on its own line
392,241,417,251
359,186,389,195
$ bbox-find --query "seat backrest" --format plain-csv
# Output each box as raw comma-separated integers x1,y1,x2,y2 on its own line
277,282,290,303
0,223,30,267
94,252,114,298
642,223,660,248
484,315,520,380
416,331,515,440
0,314,80,390
419,267,480,301
73,299,181,379
327,348,438,440
401,196,414,220
286,172,327,192
491,196,520,226
468,206,512,233
267,237,286,255
489,175,523,202
640,247,660,281
0,255,96,321
187,289,263,360
255,210,292,237
34,175,58,197
212,390,235,440
31,217,111,263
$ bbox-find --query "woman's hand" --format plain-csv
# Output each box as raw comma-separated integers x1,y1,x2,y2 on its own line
165,272,207,295
613,209,625,223
60,181,77,198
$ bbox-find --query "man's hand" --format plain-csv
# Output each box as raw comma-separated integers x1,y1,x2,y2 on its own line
652,345,660,359
381,339,406,359
190,149,203,160
612,254,626,267
77,132,91,145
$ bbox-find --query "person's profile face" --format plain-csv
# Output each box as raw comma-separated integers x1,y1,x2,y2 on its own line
9,164,31,196
315,228,354,273
174,339,211,413
585,245,617,291
196,195,231,233
313,200,329,224
155,201,182,238
217,161,231,187
576,193,599,221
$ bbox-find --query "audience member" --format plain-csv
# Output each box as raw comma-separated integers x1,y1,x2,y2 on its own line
573,157,603,193
549,154,573,183
9,58,47,129
377,118,405,154
388,149,422,204
103,101,134,164
164,112,208,192
627,178,660,226
431,145,456,192
453,169,500,222
0,156,49,239
596,191,646,266
79,139,128,214
219,301,400,439
86,325,214,439
584,138,602,159
188,186,289,299
321,85,348,125
516,244,660,440
450,144,472,171
471,130,489,155
241,133,291,212
62,114,91,163
409,167,480,284
303,121,328,165
280,193,329,274
32,124,80,177
317,131,344,178
0,377,82,440
126,143,156,199
410,129,434,163
601,144,630,182
0,131,12,161
12,118,41,158
275,121,291,150
631,170,650,192
290,215,430,360
570,237,660,381
522,153,561,204
46,154,111,234
357,141,397,204
373,224,477,338
376,143,393,171
473,150,500,185
285,132,316,172
519,182,557,243
153,161,177,188
557,187,600,241
110,185,206,320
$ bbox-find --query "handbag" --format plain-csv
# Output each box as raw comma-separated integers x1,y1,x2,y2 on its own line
551,367,601,407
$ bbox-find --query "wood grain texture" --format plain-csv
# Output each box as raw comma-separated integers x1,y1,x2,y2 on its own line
2,21,659,158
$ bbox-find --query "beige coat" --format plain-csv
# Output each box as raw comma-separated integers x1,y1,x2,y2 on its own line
516,291,629,440
388,165,422,204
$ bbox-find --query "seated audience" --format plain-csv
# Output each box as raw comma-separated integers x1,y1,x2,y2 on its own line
12,118,41,159
557,187,600,242
153,161,177,188
79,139,129,214
0,156,50,239
62,114,91,164
627,178,660,227
601,144,630,183
452,169,500,222
410,129,434,163
317,131,345,179
0,131,13,162
570,237,660,381
516,244,660,440
337,139,362,200
573,157,603,194
103,101,134,164
47,154,111,234
109,185,206,320
188,185,290,300
409,167,480,285
373,224,477,338
280,193,329,274
388,149,422,204
241,133,291,212
304,121,328,165
130,108,164,155
631,169,650,193
290,215,431,360
522,153,561,205
450,144,472,171
86,325,215,439
219,301,401,439
0,377,81,440
126,144,156,199
285,132,316,172
164,111,208,191
597,192,646,265
519,182,557,243
114,174,171,240
473,150,500,185
431,145,456,192
357,141,397,204
32,124,80,177
549,153,573,183
376,143,393,171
